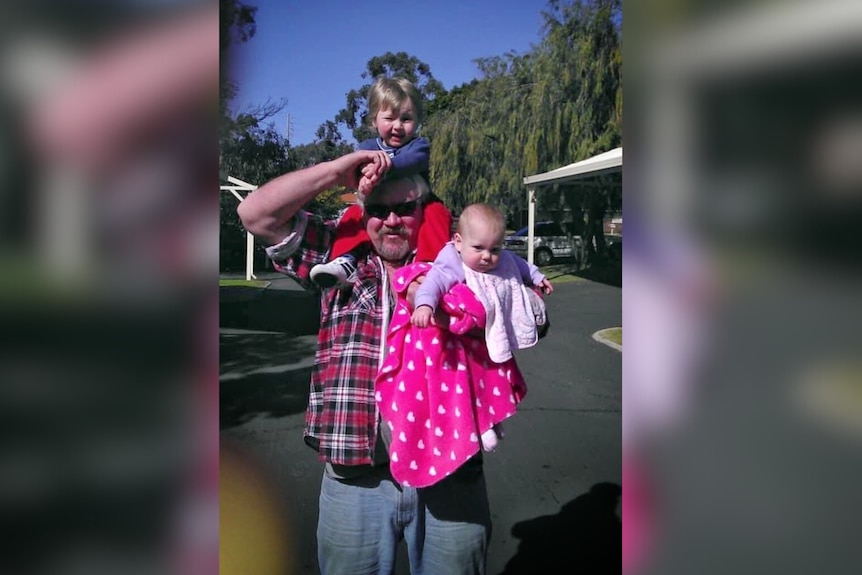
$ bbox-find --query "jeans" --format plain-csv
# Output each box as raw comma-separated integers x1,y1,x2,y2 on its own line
317,461,491,575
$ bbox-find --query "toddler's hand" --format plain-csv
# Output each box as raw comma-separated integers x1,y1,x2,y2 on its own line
538,278,554,295
411,305,433,328
357,175,375,196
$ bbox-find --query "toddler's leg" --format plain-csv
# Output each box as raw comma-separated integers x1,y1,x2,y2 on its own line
310,253,358,289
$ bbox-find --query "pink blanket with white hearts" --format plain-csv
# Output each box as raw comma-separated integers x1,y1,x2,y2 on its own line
376,262,527,487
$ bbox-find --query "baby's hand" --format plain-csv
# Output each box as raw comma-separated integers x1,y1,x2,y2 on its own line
411,305,434,328
538,278,554,295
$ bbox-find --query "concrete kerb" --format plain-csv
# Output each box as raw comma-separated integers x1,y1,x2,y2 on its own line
592,328,622,352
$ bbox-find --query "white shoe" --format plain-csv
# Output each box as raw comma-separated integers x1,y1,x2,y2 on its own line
310,255,358,288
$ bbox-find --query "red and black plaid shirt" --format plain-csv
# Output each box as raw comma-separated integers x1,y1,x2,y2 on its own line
266,211,400,466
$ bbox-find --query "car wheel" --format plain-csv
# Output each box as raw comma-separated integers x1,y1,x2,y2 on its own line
534,248,553,267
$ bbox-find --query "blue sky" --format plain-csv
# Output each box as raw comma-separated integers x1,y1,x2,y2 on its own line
229,0,552,146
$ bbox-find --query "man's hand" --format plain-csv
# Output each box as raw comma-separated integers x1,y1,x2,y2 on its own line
341,150,390,190
353,151,391,195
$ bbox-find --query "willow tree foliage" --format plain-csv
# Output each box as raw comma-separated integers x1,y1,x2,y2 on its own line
424,0,622,232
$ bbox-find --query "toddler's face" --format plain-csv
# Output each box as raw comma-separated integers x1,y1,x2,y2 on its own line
373,101,418,148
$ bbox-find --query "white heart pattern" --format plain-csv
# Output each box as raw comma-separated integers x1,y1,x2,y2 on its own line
407,411,415,422
417,439,425,449
433,447,441,456
429,466,437,476
392,451,398,462
455,384,463,394
437,405,446,415
398,381,406,392
470,432,478,442
399,431,407,442
407,360,415,371
455,407,461,417
416,340,423,350
391,401,398,412
441,382,449,392
415,391,424,401
493,387,501,396
410,460,418,470
435,427,443,437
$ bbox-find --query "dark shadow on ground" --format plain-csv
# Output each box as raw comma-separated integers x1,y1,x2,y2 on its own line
220,331,317,429
573,261,621,288
542,258,621,288
220,286,320,335
498,482,621,575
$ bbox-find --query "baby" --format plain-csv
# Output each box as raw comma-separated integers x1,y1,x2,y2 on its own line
412,203,553,450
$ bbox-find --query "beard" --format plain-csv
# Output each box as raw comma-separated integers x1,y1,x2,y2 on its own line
372,226,412,262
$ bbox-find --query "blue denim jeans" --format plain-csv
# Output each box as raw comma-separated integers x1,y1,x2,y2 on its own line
317,460,491,575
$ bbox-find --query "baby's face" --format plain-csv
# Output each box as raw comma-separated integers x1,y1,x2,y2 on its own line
455,220,503,273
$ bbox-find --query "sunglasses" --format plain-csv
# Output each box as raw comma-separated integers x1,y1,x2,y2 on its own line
364,200,420,220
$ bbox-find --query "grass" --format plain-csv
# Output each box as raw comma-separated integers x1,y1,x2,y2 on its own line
219,279,270,288
539,262,585,285
603,327,622,346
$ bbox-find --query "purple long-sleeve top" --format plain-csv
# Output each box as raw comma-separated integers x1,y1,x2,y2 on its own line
414,242,546,311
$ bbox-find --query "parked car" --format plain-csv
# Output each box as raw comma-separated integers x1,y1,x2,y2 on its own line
504,221,582,266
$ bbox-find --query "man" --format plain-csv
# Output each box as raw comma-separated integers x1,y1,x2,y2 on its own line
238,150,491,575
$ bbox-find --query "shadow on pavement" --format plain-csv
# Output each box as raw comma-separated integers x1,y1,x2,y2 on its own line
573,261,621,288
220,330,318,430
220,286,320,335
498,482,621,575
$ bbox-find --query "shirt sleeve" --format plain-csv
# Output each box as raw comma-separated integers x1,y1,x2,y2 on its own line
264,211,335,290
389,137,430,177
414,242,465,310
509,251,546,285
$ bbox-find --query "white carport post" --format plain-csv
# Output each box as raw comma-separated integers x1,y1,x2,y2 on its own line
527,187,537,265
220,176,258,281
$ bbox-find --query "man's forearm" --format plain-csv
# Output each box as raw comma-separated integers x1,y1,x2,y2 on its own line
236,160,340,245
238,151,376,246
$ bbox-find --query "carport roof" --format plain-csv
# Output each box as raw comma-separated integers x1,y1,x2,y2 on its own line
523,147,622,187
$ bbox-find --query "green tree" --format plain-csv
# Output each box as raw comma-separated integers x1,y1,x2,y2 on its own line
220,0,258,138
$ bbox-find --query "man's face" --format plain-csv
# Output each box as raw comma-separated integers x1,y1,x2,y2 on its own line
363,178,423,262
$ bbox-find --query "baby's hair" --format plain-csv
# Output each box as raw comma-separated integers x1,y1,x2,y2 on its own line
457,203,506,239
367,77,425,125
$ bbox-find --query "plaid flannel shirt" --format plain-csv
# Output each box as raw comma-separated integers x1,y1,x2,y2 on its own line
266,211,400,466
